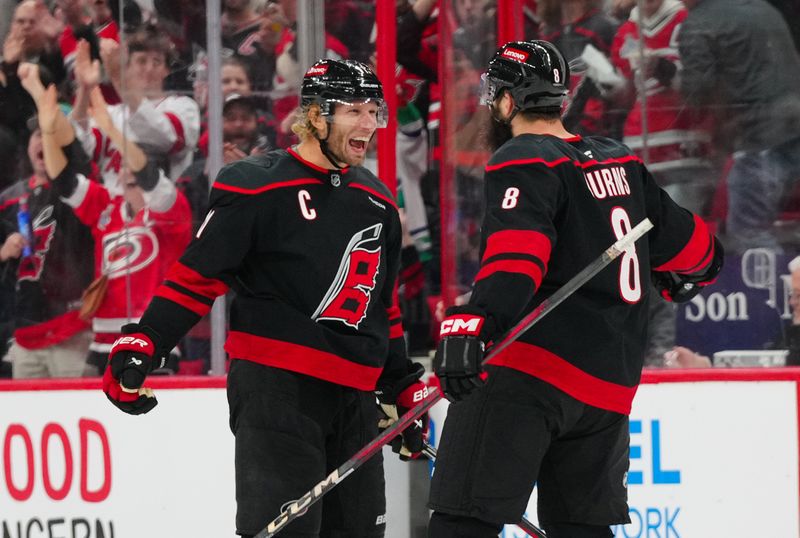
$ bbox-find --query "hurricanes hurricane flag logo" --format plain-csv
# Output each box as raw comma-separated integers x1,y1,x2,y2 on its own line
313,224,382,328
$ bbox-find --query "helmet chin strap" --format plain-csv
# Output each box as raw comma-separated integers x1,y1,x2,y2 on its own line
490,90,519,125
315,122,348,169
490,104,519,125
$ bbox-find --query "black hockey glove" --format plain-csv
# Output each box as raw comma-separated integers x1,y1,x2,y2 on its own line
433,305,495,402
103,323,165,415
653,236,724,303
376,362,429,461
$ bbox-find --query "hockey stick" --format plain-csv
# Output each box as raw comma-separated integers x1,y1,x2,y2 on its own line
254,387,440,538
422,443,546,538
256,218,653,537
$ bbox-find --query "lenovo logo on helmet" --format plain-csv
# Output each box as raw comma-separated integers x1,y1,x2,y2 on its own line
502,48,529,62
305,64,329,77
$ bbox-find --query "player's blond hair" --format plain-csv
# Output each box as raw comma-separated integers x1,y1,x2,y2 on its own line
291,104,323,141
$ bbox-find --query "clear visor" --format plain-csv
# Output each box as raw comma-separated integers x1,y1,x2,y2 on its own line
479,73,502,106
321,99,389,129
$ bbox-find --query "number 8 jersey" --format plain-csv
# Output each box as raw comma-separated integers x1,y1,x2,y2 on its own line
138,148,411,390
472,133,717,414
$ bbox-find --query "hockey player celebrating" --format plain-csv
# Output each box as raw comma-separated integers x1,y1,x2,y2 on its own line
104,59,428,538
428,41,723,538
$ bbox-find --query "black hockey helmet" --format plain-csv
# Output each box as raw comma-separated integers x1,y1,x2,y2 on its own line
301,59,388,128
480,40,569,113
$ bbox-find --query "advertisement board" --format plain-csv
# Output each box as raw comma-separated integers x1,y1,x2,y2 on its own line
0,380,410,538
428,375,800,538
4,372,798,538
0,386,235,537
676,249,798,357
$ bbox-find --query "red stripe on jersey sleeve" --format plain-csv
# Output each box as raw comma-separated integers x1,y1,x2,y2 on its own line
488,342,638,414
164,112,186,154
475,259,544,288
389,321,404,339
225,332,383,390
154,284,211,316
653,214,713,273
482,230,552,266
387,304,402,322
166,262,228,299
387,288,405,338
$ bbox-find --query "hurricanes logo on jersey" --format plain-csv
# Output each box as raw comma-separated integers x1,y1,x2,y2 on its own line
102,226,159,279
313,224,382,328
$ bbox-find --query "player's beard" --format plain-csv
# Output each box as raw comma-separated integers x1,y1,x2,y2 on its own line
486,118,514,152
321,124,364,167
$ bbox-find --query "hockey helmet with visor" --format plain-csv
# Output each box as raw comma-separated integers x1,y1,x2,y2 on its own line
480,40,569,114
301,59,388,129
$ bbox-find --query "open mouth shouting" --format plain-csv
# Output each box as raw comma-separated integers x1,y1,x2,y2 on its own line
348,136,370,158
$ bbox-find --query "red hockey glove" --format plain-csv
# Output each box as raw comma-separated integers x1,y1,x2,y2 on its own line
653,236,724,303
376,362,429,461
103,324,163,415
433,305,495,402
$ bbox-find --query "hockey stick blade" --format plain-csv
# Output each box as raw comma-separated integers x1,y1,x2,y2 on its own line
255,387,441,537
257,218,652,537
422,443,547,538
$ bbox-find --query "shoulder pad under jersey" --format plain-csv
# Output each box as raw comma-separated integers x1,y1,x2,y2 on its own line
210,150,292,194
487,135,569,169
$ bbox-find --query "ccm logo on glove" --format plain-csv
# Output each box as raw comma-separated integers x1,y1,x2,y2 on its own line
440,315,484,336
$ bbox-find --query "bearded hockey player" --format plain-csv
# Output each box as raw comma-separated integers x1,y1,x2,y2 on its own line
428,40,723,538
104,59,428,538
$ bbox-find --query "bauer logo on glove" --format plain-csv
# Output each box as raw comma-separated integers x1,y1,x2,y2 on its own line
375,363,429,460
103,323,163,415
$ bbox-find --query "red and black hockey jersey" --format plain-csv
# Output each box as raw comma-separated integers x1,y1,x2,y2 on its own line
62,172,192,354
473,134,716,414
0,177,94,349
140,148,410,390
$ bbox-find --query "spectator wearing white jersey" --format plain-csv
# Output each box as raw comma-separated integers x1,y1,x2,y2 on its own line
70,28,200,195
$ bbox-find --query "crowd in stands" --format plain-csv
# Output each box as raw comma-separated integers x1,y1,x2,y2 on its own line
1,0,799,378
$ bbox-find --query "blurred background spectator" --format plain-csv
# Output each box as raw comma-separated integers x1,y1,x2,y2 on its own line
539,0,624,138
784,256,800,366
610,0,715,216
2,0,800,378
1,62,94,379
181,92,270,227
57,0,122,104
70,30,200,194
194,55,275,160
679,0,800,254
1,0,66,141
32,72,191,375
